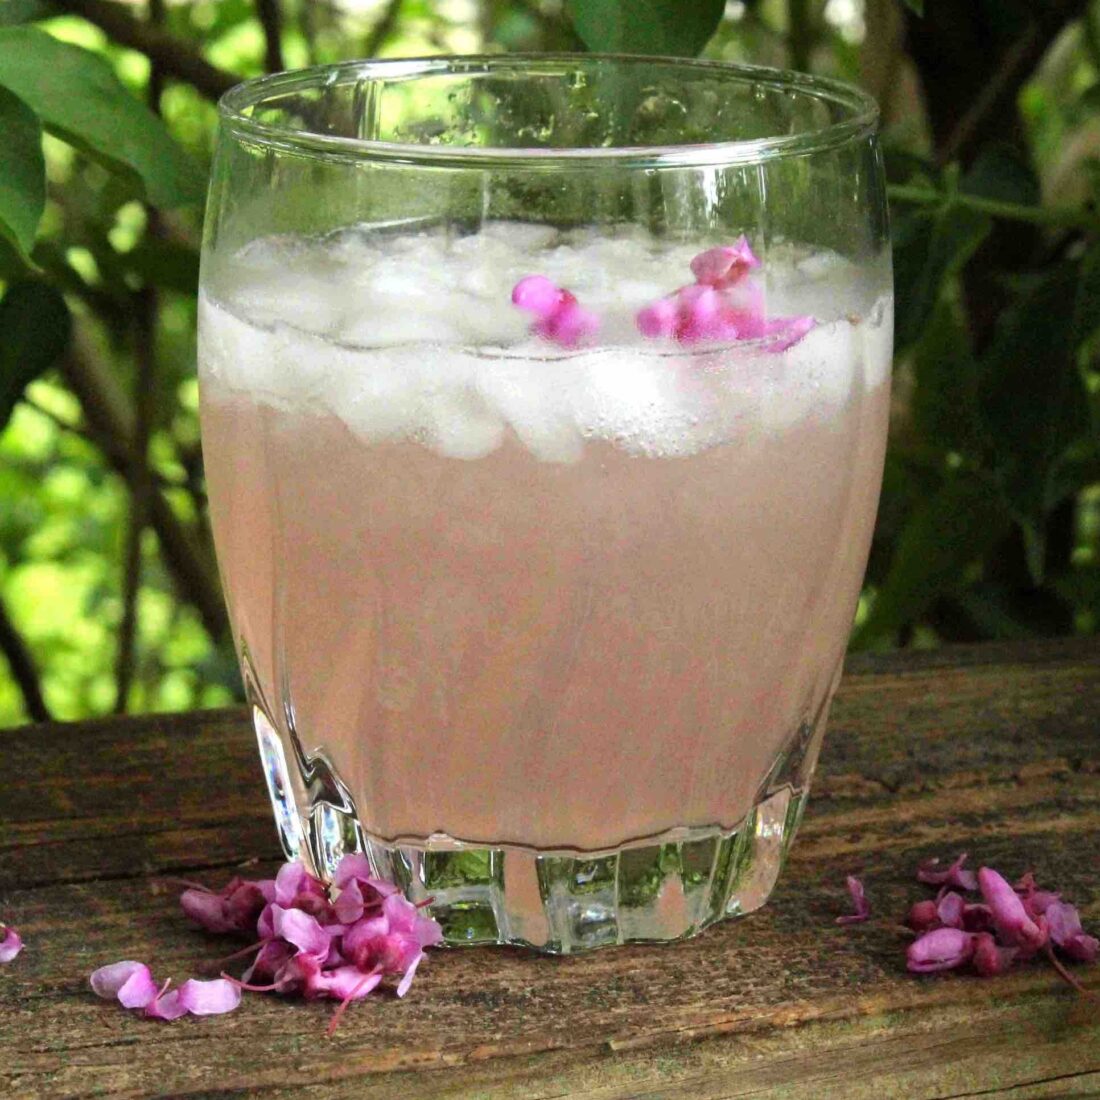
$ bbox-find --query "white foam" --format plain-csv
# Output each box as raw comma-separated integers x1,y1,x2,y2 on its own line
199,224,893,463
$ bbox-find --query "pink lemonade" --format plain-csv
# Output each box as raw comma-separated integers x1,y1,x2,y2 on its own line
199,223,892,938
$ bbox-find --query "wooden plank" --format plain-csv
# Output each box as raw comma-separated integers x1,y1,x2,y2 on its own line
1,638,1098,1099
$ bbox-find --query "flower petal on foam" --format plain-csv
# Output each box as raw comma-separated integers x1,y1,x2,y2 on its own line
177,978,242,1016
511,275,562,319
689,237,761,286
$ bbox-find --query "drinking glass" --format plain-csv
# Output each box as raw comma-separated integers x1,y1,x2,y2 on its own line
199,55,891,951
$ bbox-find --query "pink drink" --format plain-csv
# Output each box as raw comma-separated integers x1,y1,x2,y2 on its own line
199,224,891,935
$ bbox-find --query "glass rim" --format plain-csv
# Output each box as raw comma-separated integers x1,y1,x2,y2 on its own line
217,53,880,169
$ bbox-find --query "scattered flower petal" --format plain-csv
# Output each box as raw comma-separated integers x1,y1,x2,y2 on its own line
91,961,154,1002
907,927,976,973
917,853,979,892
978,867,1047,955
1046,901,1099,964
936,891,966,929
177,978,243,1016
972,932,1017,977
907,899,939,932
144,983,189,1021
836,875,871,925
0,924,23,964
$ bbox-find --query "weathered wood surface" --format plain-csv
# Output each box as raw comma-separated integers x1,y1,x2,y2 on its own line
1,637,1099,1099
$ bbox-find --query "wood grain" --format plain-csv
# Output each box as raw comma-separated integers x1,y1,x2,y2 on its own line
1,638,1098,1099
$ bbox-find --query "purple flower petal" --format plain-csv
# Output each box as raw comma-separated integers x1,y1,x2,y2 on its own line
0,925,23,964
907,927,976,973
90,961,152,1001
836,875,871,925
177,978,242,1016
308,965,382,1001
961,902,995,933
978,867,1047,954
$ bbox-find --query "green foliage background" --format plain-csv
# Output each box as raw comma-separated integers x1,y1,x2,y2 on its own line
0,0,1097,727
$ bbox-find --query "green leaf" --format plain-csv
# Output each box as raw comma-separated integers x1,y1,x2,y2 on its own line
122,235,200,294
909,297,983,457
0,281,72,432
978,259,1092,524
891,200,991,351
567,0,725,56
0,84,43,258
0,0,45,25
0,26,204,208
901,0,924,13
961,144,1039,207
851,475,1009,647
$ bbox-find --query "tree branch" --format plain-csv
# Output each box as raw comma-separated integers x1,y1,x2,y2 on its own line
0,595,50,723
53,0,242,101
364,0,402,57
59,327,230,643
255,0,285,73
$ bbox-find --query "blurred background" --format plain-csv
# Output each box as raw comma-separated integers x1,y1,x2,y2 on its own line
0,0,1097,727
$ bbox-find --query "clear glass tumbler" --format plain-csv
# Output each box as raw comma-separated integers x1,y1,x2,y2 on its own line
199,55,891,952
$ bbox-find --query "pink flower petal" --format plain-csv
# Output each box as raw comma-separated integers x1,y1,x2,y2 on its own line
511,275,562,319
272,906,332,958
918,853,979,892
333,878,365,925
396,951,424,998
0,925,23,964
333,853,374,890
308,965,382,1001
906,927,976,973
690,237,761,287
118,967,161,1010
636,297,678,339
961,903,995,933
936,891,966,929
760,314,816,352
90,961,152,1001
144,987,188,1021
972,932,1017,977
907,899,939,932
180,888,235,935
836,875,871,925
542,301,600,348
1046,901,1099,963
978,867,1047,954
177,978,242,1016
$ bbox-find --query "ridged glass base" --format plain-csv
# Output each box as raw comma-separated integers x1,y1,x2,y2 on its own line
244,651,825,952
